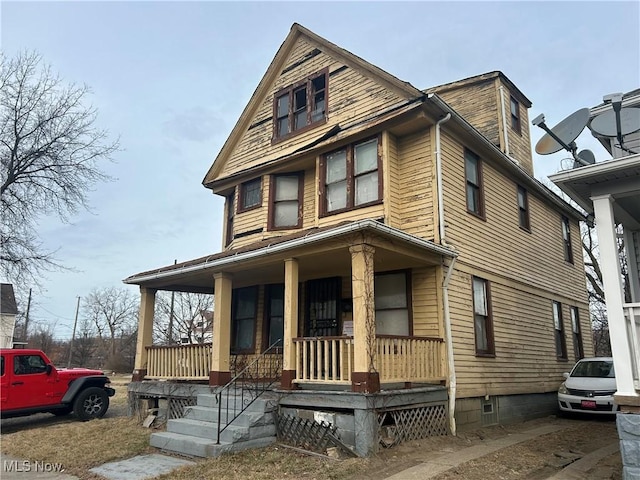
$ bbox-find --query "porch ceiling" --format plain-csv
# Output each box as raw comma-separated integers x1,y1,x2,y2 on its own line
123,219,456,293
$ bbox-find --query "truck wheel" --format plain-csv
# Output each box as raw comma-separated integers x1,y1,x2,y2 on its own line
73,387,109,421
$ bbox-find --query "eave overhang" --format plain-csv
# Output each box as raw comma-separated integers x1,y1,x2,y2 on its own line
123,219,457,292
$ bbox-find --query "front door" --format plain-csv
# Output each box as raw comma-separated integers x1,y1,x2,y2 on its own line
305,277,341,337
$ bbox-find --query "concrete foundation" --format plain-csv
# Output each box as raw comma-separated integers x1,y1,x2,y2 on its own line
617,413,640,480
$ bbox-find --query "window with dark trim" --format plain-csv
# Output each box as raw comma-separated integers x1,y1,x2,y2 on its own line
472,276,494,356
305,277,340,337
374,271,412,336
465,149,484,218
225,191,235,247
263,284,284,352
238,178,262,213
268,172,304,230
562,216,574,264
570,306,584,360
553,301,567,360
274,69,328,141
510,96,521,133
231,286,258,354
320,136,382,216
517,185,530,231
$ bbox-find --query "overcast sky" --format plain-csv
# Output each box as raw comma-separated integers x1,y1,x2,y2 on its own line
2,1,639,339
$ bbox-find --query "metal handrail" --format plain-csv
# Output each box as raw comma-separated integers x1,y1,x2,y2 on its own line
215,340,282,444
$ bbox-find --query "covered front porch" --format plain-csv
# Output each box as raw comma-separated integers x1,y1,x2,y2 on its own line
124,220,456,393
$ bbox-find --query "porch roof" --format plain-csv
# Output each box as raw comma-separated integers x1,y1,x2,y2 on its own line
123,219,456,293
549,153,640,229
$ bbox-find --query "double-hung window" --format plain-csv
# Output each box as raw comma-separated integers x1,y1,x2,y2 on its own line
231,287,258,354
225,191,235,247
268,173,303,230
562,216,573,264
472,276,494,356
465,149,484,218
374,271,411,336
517,185,530,231
321,137,381,215
570,306,584,360
274,69,328,140
510,96,521,133
553,301,567,360
238,178,262,212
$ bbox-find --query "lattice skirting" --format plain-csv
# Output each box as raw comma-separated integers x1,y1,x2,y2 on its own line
276,413,355,457
378,403,448,448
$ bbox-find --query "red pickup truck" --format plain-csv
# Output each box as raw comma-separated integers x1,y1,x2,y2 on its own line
0,348,115,421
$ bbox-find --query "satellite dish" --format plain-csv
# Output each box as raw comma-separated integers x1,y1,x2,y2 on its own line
534,108,590,155
590,107,640,137
574,149,595,168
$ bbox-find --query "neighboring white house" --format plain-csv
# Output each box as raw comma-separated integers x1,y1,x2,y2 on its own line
0,283,19,348
180,310,213,344
550,89,640,479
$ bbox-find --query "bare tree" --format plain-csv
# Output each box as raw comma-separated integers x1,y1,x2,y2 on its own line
83,287,137,360
154,291,213,345
0,51,118,290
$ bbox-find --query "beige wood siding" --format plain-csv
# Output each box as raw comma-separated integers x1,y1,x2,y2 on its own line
435,81,500,147
498,79,534,174
385,133,402,229
217,36,408,180
411,267,441,338
395,129,436,240
448,268,591,398
440,131,588,301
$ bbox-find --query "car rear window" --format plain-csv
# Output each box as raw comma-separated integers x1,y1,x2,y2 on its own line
571,360,615,378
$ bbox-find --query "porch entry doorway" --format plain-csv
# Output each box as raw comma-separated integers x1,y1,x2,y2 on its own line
305,277,341,337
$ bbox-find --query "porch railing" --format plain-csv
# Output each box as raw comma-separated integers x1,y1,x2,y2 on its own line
624,303,640,389
145,343,212,380
293,335,445,384
376,336,445,383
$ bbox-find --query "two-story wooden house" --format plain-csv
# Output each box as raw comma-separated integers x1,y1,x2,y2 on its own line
125,24,591,457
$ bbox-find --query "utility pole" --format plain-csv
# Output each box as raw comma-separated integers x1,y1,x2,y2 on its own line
168,259,177,344
22,288,32,341
67,296,81,368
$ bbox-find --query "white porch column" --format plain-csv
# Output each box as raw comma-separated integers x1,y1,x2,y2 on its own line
133,287,156,381
281,258,299,389
349,243,379,393
592,194,638,398
210,272,233,386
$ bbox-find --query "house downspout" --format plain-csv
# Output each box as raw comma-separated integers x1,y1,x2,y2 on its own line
499,86,510,156
435,113,457,436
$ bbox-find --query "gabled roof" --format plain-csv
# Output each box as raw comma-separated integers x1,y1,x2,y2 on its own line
1,283,18,315
425,71,532,108
202,23,424,187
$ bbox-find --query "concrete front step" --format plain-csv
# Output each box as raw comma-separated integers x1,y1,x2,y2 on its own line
167,418,276,443
150,431,277,458
196,393,277,412
184,405,273,427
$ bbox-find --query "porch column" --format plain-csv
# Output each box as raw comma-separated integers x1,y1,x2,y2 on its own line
281,258,299,390
592,194,638,401
349,244,379,393
132,287,156,381
210,272,233,386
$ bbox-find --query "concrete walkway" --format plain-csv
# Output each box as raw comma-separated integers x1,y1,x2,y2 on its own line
385,424,568,479
546,442,620,480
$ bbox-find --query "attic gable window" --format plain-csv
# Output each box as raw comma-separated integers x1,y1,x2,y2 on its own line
273,68,328,141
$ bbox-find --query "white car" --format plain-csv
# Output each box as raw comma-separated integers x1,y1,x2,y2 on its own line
558,357,618,415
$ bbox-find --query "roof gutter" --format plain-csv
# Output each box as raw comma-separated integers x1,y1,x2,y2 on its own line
425,93,585,221
124,219,457,285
